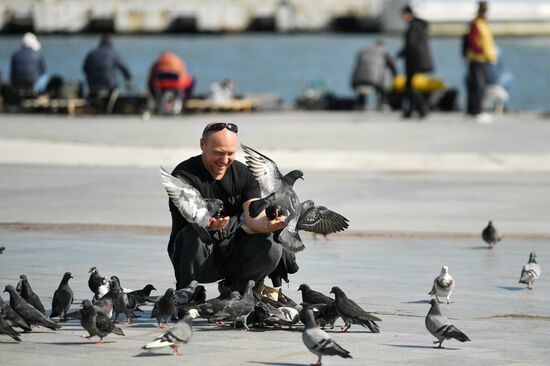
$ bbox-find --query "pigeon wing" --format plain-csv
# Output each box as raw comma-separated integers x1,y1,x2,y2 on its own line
297,205,349,234
337,298,382,322
241,144,284,197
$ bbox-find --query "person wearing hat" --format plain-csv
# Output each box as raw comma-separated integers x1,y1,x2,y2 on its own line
396,5,434,119
9,32,46,91
465,1,496,121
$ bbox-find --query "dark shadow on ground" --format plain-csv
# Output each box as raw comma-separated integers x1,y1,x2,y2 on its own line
36,341,115,345
464,246,492,250
402,299,430,304
384,344,460,350
496,286,525,291
134,352,173,357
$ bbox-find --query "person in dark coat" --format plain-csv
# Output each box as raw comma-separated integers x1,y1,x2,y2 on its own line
10,32,46,90
82,34,132,97
397,5,434,119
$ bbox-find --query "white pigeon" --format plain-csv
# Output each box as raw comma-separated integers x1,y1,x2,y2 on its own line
428,266,455,304
302,309,351,366
142,310,198,356
519,252,541,289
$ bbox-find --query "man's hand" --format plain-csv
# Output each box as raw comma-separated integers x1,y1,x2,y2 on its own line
265,215,286,232
208,216,230,231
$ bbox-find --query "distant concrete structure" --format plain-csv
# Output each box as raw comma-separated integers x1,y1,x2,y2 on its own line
1,0,550,35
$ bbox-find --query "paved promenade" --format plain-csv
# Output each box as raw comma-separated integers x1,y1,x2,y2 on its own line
1,111,549,365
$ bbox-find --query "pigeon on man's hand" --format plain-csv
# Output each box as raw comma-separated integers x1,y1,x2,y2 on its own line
302,309,352,366
50,272,74,320
428,266,455,304
241,144,348,253
425,298,470,348
3,285,60,330
330,286,381,333
18,275,46,315
519,252,541,289
142,311,197,356
80,299,124,344
160,167,223,244
482,221,501,248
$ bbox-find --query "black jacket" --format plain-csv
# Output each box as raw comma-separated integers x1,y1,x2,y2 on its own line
83,44,131,94
398,17,434,75
10,47,46,86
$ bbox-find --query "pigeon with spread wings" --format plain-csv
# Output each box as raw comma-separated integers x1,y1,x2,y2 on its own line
241,144,348,253
160,167,223,244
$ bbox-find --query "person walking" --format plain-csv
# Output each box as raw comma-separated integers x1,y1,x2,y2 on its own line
465,1,496,123
397,5,434,119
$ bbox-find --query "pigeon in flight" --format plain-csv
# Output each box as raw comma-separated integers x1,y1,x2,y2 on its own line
50,272,74,320
0,312,21,342
519,252,541,289
152,288,178,328
330,286,381,333
302,309,352,366
428,266,455,304
160,167,223,244
18,275,46,315
3,285,60,330
482,221,501,248
425,298,470,348
241,144,348,253
142,311,197,356
80,299,124,344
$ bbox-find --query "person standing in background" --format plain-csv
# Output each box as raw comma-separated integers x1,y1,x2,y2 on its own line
397,5,434,119
465,1,496,123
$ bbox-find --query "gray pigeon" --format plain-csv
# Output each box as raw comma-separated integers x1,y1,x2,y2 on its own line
425,298,470,348
18,275,46,315
152,288,177,328
142,311,197,356
3,285,60,330
428,266,455,304
185,289,240,321
160,167,223,244
519,252,541,289
0,295,31,332
80,299,124,344
0,246,5,254
212,280,255,330
302,309,352,366
108,276,132,323
330,286,381,333
0,312,21,342
174,281,198,306
299,302,339,330
50,272,74,320
242,145,349,253
482,221,501,248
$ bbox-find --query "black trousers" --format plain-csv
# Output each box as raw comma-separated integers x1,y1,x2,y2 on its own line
403,72,428,117
168,224,283,293
467,61,487,116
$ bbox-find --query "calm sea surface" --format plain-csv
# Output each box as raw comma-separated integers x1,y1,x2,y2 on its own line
0,34,549,111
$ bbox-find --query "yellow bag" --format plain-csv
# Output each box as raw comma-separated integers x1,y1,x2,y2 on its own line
393,74,447,93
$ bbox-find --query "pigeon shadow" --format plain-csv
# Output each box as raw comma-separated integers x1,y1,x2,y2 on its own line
134,352,174,358
402,300,430,304
36,341,115,346
247,362,305,366
384,344,460,350
464,246,492,250
128,323,160,329
496,286,525,292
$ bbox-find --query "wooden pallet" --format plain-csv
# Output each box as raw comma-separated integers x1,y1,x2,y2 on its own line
184,98,259,112
20,96,87,115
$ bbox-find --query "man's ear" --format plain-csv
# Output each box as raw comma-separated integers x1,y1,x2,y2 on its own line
200,138,206,151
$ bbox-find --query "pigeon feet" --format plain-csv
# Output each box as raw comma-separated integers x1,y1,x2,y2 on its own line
159,322,168,329
172,347,183,356
215,321,226,327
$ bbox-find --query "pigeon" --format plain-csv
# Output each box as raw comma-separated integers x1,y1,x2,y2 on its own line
50,272,74,320
258,301,300,327
302,309,352,366
212,280,255,330
519,252,541,289
175,281,199,306
0,246,5,254
142,311,197,356
242,145,349,253
160,167,223,244
299,302,339,330
191,285,206,304
80,299,124,344
298,284,334,305
428,266,455,304
3,285,60,330
108,276,132,323
425,298,470,348
152,288,177,328
0,312,21,342
330,286,381,333
185,290,240,321
18,275,46,315
88,267,107,299
482,221,501,248
0,295,31,332
127,284,157,314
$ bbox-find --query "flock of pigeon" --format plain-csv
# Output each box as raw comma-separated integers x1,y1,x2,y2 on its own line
0,144,544,365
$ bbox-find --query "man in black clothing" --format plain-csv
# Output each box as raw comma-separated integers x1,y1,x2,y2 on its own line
167,122,296,293
397,5,434,119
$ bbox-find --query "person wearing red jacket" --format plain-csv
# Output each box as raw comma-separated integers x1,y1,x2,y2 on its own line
148,52,195,100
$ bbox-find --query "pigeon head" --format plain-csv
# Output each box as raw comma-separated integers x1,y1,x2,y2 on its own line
88,267,97,273
3,285,16,294
206,199,224,217
63,272,73,281
529,252,537,263
283,170,304,186
488,220,493,227
81,299,93,308
19,274,28,282
244,280,256,295
301,200,315,211
164,288,175,298
109,276,122,290
440,266,449,275
143,284,157,294
298,284,310,292
429,298,439,307
329,286,345,298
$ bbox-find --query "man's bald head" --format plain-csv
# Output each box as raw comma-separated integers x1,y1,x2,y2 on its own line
200,122,239,180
